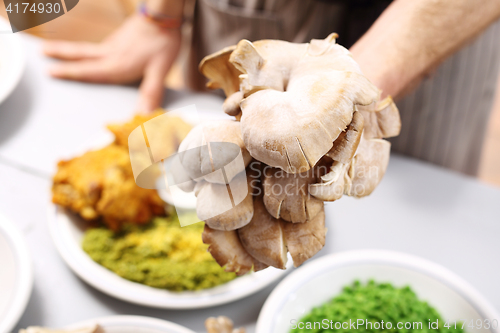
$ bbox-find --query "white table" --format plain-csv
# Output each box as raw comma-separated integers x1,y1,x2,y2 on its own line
1,34,499,333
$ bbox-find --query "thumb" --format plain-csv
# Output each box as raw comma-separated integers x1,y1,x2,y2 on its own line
137,56,172,113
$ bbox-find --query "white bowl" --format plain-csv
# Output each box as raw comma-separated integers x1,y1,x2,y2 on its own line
65,315,195,333
0,17,26,105
48,205,291,309
0,212,33,333
257,250,500,333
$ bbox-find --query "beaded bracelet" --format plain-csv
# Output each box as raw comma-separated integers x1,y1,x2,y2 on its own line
139,2,183,29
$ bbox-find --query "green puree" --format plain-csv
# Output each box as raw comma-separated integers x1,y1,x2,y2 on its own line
292,280,464,333
82,213,236,291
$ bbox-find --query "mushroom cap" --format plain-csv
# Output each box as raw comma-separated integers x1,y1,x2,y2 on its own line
262,165,324,223
310,137,391,200
222,91,244,119
326,111,364,164
309,160,349,201
199,45,241,97
178,120,252,184
357,96,401,139
238,196,288,269
202,225,267,276
283,206,326,267
237,35,379,173
230,39,308,95
195,171,254,231
345,137,391,197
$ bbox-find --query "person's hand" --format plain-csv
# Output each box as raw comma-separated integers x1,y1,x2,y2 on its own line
43,14,181,112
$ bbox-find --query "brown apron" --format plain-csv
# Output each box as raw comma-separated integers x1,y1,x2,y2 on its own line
186,0,500,176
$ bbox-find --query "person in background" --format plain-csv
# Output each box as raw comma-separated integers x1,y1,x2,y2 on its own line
43,0,500,176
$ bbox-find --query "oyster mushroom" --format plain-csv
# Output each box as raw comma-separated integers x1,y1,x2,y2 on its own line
283,206,326,267
195,171,254,231
310,137,391,200
199,45,241,97
357,96,401,139
202,225,267,276
326,111,364,164
205,316,245,333
262,165,324,223
235,35,379,173
346,137,391,197
222,91,244,119
238,196,288,269
177,120,252,184
189,34,401,271
309,160,349,201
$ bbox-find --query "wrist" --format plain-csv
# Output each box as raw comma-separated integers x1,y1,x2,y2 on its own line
145,0,184,17
350,48,408,100
140,1,184,30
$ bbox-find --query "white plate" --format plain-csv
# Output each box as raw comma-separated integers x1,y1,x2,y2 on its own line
65,315,195,333
0,17,26,105
257,250,500,333
0,212,33,333
48,204,290,309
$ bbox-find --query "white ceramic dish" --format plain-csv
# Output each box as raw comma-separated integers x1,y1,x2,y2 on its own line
65,315,195,333
0,17,25,105
48,204,290,309
0,212,33,333
257,250,500,333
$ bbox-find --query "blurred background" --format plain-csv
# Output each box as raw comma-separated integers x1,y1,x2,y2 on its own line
1,0,499,186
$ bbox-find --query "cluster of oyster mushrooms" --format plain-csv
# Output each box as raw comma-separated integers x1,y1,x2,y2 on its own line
176,33,401,275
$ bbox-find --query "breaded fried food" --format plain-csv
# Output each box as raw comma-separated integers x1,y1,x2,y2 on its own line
107,110,192,155
52,111,192,230
52,145,165,230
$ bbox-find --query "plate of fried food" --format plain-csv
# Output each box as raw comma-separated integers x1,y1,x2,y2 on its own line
48,110,290,309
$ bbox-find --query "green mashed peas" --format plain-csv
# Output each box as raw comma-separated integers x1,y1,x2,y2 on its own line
82,213,237,291
291,280,465,333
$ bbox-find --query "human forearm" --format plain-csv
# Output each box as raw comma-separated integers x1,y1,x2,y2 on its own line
350,0,500,98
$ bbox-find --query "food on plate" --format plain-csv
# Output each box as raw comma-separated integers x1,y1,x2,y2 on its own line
205,316,246,333
179,34,401,272
107,110,191,151
291,280,464,333
52,145,165,230
82,212,237,291
52,112,191,230
19,325,100,333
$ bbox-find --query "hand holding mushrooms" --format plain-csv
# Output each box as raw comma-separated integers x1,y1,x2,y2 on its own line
177,34,401,274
